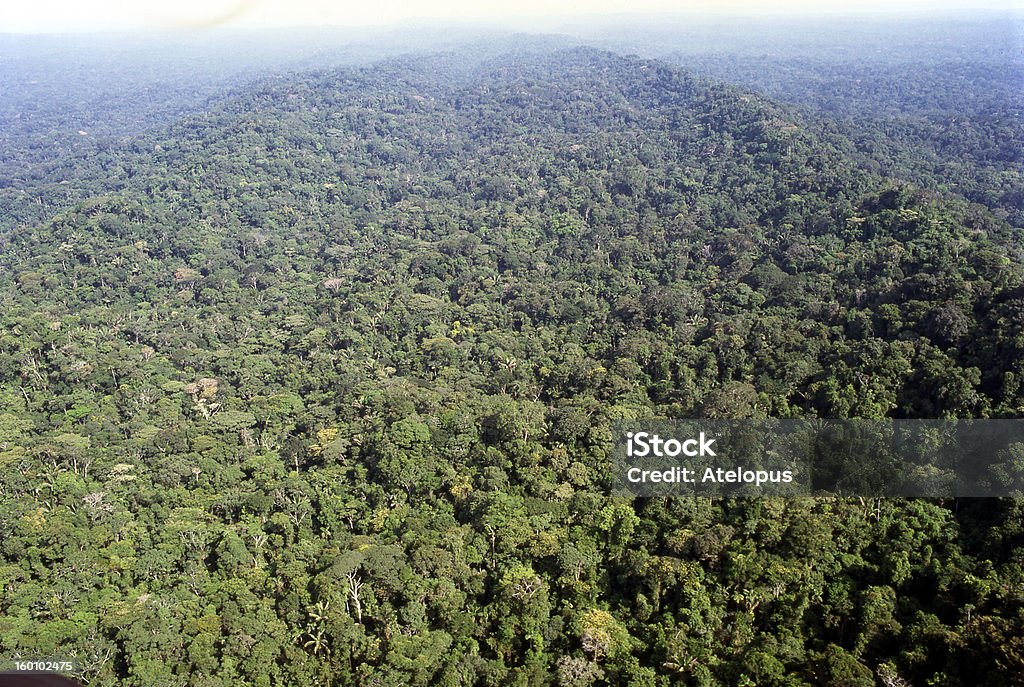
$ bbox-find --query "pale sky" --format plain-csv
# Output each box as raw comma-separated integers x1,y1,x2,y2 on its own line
1,0,1020,33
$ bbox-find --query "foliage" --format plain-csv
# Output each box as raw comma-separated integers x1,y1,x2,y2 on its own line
0,39,1022,687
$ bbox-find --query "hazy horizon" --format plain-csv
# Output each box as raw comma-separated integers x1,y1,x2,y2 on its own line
2,0,1021,34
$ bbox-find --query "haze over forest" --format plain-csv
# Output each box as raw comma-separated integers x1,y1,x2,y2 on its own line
0,11,1022,687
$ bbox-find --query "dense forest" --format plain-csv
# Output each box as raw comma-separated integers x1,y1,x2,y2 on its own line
1,21,1023,687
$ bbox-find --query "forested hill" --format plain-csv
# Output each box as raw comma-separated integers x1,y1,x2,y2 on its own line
3,49,1021,416
570,14,1024,228
1,48,1023,686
